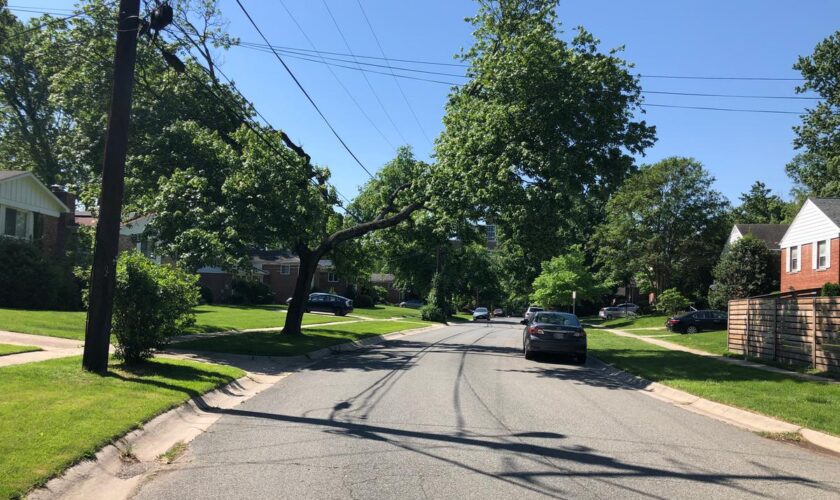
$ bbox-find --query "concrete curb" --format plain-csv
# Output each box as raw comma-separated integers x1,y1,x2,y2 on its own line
26,321,446,500
589,357,840,456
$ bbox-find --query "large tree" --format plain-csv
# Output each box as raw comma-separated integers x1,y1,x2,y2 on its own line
708,235,777,309
786,30,840,197
733,181,792,224
434,0,656,297
593,157,730,299
530,246,605,310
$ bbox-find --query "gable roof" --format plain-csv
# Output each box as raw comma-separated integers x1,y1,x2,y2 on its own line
733,223,789,250
0,170,69,216
810,198,840,226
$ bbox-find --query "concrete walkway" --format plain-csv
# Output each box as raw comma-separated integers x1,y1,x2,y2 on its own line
0,330,84,368
601,326,839,384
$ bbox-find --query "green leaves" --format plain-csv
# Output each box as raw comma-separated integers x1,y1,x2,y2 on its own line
709,236,777,309
530,246,605,309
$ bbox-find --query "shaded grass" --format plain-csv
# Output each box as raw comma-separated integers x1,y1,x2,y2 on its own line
587,330,840,436
0,305,350,341
0,343,41,357
0,356,243,499
171,320,429,357
597,314,669,329
660,330,728,356
350,305,423,320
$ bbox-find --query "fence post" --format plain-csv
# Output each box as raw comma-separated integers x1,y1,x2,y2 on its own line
812,297,818,369
773,297,778,361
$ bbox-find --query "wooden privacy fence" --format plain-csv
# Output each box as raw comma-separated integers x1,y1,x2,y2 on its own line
728,297,840,372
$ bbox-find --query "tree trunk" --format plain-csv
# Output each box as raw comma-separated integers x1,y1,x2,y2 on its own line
283,249,320,336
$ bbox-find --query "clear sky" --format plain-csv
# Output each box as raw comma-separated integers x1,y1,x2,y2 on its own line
11,0,840,205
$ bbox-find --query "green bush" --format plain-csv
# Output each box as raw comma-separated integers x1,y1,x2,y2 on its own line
654,288,690,316
112,252,200,363
0,238,61,309
822,282,840,297
228,278,274,304
354,294,375,308
420,304,448,323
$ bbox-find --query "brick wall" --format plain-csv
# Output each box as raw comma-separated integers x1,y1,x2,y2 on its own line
780,238,840,291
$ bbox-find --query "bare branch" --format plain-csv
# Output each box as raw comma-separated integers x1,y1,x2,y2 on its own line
375,181,413,221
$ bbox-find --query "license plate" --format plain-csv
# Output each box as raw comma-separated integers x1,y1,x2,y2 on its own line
553,333,566,340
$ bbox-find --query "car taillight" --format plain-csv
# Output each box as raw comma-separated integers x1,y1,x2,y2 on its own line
667,319,680,325
573,330,585,338
528,326,544,336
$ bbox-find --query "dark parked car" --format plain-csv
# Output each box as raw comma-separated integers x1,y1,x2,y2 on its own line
305,293,354,316
492,308,505,317
523,311,587,363
473,307,490,321
399,299,425,309
665,309,727,333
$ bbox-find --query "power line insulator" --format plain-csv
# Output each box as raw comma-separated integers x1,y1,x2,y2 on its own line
149,3,173,32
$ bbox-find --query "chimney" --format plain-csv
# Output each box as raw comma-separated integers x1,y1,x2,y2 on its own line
50,185,76,226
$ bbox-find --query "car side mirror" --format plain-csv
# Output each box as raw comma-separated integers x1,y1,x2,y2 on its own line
520,319,527,325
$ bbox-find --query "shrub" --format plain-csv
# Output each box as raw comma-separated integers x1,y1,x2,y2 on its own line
0,237,61,309
822,282,840,297
112,252,200,363
354,294,375,308
654,288,690,316
229,278,274,304
420,304,448,323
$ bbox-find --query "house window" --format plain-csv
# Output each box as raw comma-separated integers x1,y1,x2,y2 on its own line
327,272,339,283
3,207,28,238
817,240,828,269
279,264,291,275
789,246,800,272
486,225,496,242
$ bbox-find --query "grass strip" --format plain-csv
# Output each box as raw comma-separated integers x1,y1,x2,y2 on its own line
0,343,41,357
0,356,243,499
658,330,728,356
172,320,430,357
587,329,840,436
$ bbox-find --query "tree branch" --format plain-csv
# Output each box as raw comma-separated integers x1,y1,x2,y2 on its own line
318,199,425,255
375,181,413,221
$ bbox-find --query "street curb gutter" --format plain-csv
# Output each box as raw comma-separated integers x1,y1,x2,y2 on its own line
590,358,840,457
27,322,445,500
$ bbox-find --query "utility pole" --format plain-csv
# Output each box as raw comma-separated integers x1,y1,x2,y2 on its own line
82,0,141,373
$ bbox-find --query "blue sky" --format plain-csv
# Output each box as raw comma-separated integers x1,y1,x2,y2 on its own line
12,0,840,205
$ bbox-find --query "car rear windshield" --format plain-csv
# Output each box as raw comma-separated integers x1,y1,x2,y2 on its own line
529,307,544,312
534,313,580,326
475,308,488,313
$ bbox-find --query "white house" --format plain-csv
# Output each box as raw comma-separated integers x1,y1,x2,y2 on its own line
778,198,840,292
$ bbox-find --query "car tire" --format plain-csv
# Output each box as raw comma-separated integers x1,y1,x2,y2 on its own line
524,349,535,360
686,326,698,334
575,354,587,364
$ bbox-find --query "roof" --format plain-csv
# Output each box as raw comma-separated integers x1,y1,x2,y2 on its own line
370,273,395,283
810,198,840,226
75,212,97,227
0,170,27,181
733,223,789,250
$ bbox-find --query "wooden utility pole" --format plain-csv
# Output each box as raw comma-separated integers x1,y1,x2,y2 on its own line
82,0,141,373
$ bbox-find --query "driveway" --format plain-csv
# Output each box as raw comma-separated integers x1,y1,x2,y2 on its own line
133,320,840,499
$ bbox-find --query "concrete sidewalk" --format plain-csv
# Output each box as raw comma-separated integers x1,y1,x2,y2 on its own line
0,330,84,368
590,325,838,384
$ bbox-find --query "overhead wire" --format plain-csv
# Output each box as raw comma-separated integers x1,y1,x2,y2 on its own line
355,0,432,145
233,0,375,179
317,0,410,146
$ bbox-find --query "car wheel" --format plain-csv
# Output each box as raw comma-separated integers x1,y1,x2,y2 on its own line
575,354,587,364
686,325,698,334
524,348,535,360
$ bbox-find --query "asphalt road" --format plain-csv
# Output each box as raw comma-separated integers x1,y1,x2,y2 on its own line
135,320,840,499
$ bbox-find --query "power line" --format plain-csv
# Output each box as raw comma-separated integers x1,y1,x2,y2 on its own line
239,39,467,67
318,0,410,146
272,0,396,150
233,0,375,179
642,90,818,101
355,0,432,145
641,103,803,115
640,74,803,81
2,7,91,43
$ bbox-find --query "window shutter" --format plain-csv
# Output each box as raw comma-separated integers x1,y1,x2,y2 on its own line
785,248,791,273
827,239,832,269
812,242,818,269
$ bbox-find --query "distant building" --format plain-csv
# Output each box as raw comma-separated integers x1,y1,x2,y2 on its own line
724,223,789,253
0,170,74,257
779,198,840,292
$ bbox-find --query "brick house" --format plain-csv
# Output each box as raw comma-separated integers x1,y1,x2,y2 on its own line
778,198,840,292
370,273,405,304
0,170,73,257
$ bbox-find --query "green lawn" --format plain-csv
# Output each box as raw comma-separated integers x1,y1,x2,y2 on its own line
351,304,423,320
0,343,41,357
0,305,351,341
597,314,669,329
172,320,430,357
660,330,729,356
587,330,840,436
0,356,243,499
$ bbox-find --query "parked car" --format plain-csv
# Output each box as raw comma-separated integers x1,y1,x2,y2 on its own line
521,305,545,324
615,303,640,314
598,307,623,319
473,307,490,321
665,309,727,333
305,293,354,316
399,299,425,309
492,308,505,317
522,311,587,363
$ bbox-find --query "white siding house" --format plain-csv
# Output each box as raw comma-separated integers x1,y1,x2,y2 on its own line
0,171,69,239
779,199,839,273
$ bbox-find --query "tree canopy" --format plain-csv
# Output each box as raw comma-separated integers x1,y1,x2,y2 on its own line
733,181,792,225
708,235,777,309
530,246,605,309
